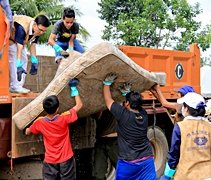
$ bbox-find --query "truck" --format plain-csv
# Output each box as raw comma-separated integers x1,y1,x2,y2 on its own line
0,6,201,179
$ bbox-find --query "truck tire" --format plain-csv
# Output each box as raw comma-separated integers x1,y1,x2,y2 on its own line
147,126,168,179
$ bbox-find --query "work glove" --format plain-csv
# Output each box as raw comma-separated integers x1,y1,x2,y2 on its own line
29,55,38,75
160,175,171,180
53,44,69,58
69,78,79,97
68,46,74,50
60,50,69,58
17,67,27,81
160,162,176,180
103,72,118,85
118,82,132,96
16,59,26,81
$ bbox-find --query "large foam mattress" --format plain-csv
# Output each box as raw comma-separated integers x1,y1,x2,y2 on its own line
13,42,166,130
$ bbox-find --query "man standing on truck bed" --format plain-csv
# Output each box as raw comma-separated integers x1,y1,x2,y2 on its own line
9,14,50,94
48,8,84,65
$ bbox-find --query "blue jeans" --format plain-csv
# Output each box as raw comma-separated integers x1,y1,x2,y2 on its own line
116,158,156,180
55,39,84,62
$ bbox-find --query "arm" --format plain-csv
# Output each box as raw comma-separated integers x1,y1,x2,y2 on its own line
68,34,76,49
69,78,83,112
103,72,117,110
73,95,83,113
25,127,32,135
30,43,36,56
48,33,69,58
168,124,181,169
48,33,56,46
104,85,114,110
160,124,180,180
152,84,177,110
16,43,24,59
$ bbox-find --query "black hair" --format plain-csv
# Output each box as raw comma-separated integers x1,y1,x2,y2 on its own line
34,15,50,27
43,95,59,114
179,91,185,97
126,91,143,111
184,102,206,117
63,8,75,19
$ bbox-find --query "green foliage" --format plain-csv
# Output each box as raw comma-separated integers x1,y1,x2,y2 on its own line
201,56,211,67
9,0,90,48
98,0,211,52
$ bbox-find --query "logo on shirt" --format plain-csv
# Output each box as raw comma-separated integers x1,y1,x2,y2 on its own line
194,137,208,146
62,32,71,38
135,116,143,120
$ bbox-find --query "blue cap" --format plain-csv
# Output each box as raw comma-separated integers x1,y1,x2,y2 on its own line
174,85,195,95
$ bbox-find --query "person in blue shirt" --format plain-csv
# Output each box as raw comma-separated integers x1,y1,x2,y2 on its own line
160,92,211,180
9,15,50,94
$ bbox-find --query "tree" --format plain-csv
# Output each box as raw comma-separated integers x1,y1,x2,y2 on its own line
201,55,211,67
97,0,211,52
9,0,90,48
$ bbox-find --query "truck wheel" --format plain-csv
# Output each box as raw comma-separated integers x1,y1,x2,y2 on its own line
147,126,168,179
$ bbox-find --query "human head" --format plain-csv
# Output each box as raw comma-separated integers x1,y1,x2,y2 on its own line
62,8,75,30
174,85,195,97
124,91,143,111
33,15,50,35
177,92,206,117
43,95,59,115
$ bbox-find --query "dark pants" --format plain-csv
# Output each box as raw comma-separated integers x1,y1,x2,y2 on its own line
92,137,118,180
43,157,75,180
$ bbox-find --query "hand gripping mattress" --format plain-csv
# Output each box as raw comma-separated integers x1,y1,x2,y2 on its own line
13,42,166,130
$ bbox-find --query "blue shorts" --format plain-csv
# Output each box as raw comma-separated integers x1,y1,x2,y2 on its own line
55,39,85,62
116,157,157,180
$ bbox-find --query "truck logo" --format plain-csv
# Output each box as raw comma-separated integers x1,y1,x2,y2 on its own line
175,63,184,80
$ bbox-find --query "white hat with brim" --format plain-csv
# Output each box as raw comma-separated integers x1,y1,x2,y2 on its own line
177,92,206,109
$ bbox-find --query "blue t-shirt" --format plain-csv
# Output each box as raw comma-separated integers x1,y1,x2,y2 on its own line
14,23,39,45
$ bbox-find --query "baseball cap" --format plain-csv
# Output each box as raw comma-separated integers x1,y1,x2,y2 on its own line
177,92,206,109
174,85,195,95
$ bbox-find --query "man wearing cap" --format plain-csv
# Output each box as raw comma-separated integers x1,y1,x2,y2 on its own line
150,84,195,124
160,92,211,180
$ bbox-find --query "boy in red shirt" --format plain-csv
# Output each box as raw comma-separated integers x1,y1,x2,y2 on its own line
25,78,82,180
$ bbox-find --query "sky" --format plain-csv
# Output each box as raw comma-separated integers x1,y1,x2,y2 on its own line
37,0,211,56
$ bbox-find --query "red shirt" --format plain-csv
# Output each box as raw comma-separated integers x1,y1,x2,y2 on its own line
30,108,78,163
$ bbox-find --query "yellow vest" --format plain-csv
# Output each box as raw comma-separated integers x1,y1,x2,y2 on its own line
173,119,211,180
10,15,34,45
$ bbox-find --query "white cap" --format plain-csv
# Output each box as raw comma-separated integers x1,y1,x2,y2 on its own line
177,92,206,109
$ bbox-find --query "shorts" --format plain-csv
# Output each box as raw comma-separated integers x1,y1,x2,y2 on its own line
42,156,75,180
